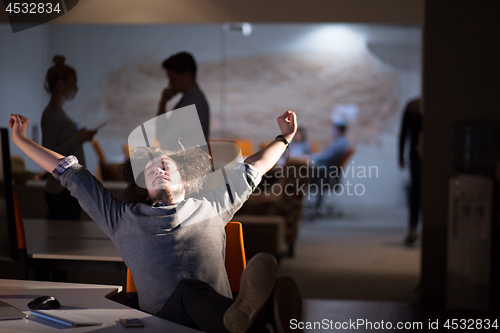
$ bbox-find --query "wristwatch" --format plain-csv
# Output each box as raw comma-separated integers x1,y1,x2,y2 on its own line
275,134,289,148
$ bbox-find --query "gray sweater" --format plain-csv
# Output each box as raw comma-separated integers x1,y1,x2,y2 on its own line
55,160,260,315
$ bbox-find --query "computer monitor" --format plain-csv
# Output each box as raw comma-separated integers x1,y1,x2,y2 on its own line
0,128,18,262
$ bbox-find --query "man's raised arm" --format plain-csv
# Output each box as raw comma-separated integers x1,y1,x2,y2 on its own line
9,114,65,173
244,110,297,176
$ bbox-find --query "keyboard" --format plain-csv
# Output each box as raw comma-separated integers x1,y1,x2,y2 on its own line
0,300,26,320
30,310,103,327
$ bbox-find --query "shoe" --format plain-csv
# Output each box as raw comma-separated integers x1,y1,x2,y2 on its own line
272,276,303,333
404,230,418,246
224,253,278,333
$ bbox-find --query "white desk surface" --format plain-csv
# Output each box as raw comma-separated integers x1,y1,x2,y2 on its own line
0,279,201,333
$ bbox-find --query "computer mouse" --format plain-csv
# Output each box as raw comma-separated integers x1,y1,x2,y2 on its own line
28,296,61,310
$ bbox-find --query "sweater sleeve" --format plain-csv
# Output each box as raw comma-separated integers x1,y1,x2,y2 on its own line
203,163,261,224
53,160,127,237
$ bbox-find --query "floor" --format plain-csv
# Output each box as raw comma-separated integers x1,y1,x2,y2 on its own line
278,204,421,302
277,203,423,332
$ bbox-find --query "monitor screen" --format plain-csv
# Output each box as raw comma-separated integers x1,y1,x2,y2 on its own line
0,128,18,262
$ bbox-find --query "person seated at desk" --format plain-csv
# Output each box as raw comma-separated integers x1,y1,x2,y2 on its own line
289,127,311,159
9,111,302,333
278,127,311,166
309,119,349,212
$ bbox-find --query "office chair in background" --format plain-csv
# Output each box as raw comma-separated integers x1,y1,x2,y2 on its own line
92,139,125,181
305,146,355,219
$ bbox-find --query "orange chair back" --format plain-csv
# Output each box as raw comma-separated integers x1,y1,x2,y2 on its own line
310,141,319,154
126,268,137,293
123,144,130,159
12,189,26,250
224,221,246,292
233,139,253,157
339,146,355,167
126,221,246,294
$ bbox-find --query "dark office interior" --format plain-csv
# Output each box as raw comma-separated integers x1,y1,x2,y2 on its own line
1,0,500,332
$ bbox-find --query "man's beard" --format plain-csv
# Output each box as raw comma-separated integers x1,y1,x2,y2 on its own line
149,185,183,205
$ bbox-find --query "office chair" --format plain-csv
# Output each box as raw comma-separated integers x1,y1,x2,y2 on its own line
233,139,254,157
91,139,125,181
0,189,29,279
306,146,355,218
13,189,27,255
223,221,247,293
126,221,246,308
9,190,71,281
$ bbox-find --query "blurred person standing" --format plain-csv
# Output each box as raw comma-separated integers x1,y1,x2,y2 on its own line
157,52,210,142
399,98,422,246
42,55,96,220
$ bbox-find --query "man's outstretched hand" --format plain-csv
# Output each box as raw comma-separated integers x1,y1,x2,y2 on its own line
8,114,65,173
9,114,29,145
277,110,297,143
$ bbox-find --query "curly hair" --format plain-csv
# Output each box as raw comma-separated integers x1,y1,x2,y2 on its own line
120,146,212,204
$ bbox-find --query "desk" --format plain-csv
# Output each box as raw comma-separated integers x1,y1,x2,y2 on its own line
15,181,127,220
0,278,413,333
233,215,286,258
23,219,124,283
27,238,122,262
19,222,415,332
0,279,200,332
24,219,109,240
24,219,122,262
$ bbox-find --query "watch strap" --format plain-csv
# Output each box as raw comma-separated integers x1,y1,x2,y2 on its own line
275,134,289,148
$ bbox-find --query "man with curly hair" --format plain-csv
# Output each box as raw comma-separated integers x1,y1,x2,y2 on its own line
9,111,302,333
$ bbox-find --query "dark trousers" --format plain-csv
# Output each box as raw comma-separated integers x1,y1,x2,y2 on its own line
157,279,274,333
409,158,421,230
157,279,233,333
45,188,82,220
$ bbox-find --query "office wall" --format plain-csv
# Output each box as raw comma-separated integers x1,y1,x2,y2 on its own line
0,23,420,207
421,1,500,310
0,25,49,170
